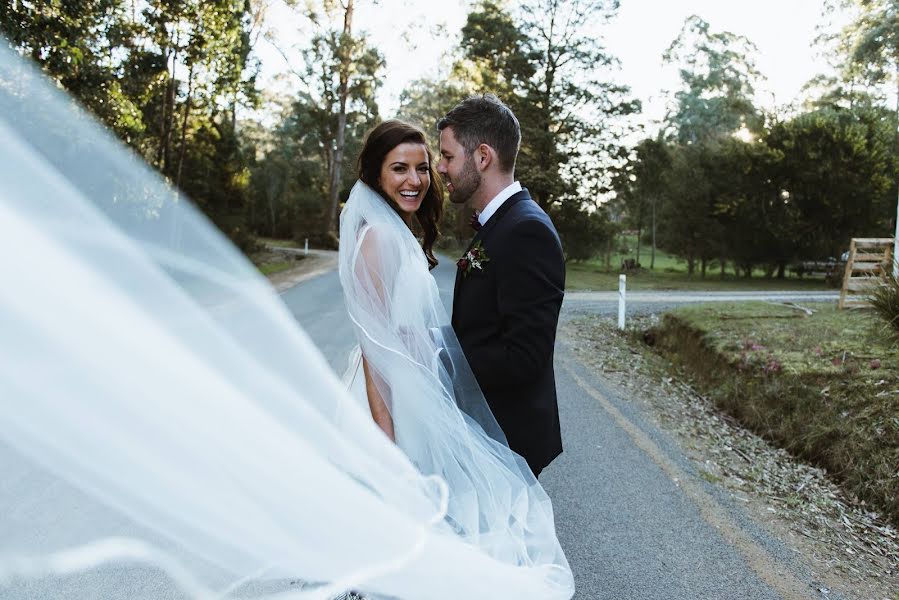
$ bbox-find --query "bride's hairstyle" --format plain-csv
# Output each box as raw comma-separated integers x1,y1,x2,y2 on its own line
358,120,443,269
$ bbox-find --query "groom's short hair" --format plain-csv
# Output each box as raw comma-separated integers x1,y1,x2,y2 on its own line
437,94,520,174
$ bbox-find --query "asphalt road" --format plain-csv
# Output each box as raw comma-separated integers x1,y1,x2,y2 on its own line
0,256,838,599
281,261,839,600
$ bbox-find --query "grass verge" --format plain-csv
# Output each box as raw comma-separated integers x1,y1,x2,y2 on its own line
566,264,832,291
566,234,834,292
650,302,899,527
258,237,300,249
257,260,299,276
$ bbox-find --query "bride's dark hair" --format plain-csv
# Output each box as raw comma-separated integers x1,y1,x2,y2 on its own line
358,120,443,270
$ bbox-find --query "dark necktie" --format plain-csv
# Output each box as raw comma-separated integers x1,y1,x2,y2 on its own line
469,210,482,231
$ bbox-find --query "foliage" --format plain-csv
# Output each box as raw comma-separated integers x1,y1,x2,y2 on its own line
765,105,897,259
1,0,259,227
397,77,473,143
663,15,762,144
613,9,899,279
654,302,899,527
459,0,639,215
867,265,899,340
654,142,723,275
611,137,671,267
267,0,383,236
822,0,899,104
551,200,616,263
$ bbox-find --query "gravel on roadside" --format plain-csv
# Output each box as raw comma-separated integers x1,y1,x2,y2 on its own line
565,315,899,600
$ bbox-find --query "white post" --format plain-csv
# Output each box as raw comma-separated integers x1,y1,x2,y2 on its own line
618,274,626,330
893,194,898,277
304,238,309,257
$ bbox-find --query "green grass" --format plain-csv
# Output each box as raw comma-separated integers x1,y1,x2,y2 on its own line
257,260,298,276
652,302,899,526
258,237,300,249
566,264,831,291
567,234,832,291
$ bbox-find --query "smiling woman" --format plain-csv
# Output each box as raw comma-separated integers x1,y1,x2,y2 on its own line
380,143,430,219
0,44,572,600
357,119,444,270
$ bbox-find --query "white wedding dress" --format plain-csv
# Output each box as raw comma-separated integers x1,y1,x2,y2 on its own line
338,182,573,581
0,41,574,600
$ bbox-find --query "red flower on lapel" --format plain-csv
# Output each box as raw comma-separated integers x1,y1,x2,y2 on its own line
457,241,489,277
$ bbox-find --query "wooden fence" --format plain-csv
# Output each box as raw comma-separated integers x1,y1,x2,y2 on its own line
839,237,894,309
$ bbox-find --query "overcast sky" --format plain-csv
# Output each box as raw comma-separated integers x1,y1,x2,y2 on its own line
252,0,850,132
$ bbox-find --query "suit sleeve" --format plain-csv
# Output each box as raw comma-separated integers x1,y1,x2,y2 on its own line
465,219,565,389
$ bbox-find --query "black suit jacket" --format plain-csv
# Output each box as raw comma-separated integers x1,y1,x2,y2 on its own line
451,189,565,475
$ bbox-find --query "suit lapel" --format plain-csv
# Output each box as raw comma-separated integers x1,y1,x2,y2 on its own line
473,189,529,245
452,189,531,314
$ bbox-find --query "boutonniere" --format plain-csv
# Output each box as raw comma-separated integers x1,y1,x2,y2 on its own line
457,241,490,277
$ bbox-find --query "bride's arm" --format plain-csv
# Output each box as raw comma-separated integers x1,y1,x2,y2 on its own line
362,355,395,442
354,225,397,442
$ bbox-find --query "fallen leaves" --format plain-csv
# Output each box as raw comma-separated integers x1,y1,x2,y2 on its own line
564,315,899,598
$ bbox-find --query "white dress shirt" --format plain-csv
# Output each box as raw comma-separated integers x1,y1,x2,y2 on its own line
478,181,522,226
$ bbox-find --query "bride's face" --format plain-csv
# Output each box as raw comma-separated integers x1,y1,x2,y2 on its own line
379,142,431,219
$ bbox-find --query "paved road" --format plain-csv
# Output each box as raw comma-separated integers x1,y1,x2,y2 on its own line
280,255,457,373
281,263,839,600
0,257,838,599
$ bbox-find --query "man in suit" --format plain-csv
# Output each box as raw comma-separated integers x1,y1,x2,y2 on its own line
437,94,565,478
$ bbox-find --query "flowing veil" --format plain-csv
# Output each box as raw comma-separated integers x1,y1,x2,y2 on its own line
0,41,573,600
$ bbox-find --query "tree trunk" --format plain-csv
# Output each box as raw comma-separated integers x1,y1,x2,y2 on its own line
687,254,695,275
267,189,277,237
893,66,898,277
324,0,354,235
160,35,180,174
174,62,194,189
635,222,642,266
700,257,707,278
156,47,173,169
650,196,657,270
776,262,786,279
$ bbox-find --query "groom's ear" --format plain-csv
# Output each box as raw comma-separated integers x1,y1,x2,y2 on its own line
475,144,494,172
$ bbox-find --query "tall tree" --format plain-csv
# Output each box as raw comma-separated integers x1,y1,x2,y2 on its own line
462,0,637,210
458,0,637,260
613,136,671,269
279,0,382,236
825,0,899,113
825,0,899,268
663,15,762,144
766,106,896,259
2,0,260,240
0,0,146,139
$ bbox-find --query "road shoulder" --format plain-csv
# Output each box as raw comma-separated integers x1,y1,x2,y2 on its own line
264,249,338,293
561,314,898,599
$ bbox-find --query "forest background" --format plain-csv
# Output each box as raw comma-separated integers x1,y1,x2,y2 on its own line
2,0,897,279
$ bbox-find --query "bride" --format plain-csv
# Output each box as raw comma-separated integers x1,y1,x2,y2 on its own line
338,121,571,577
0,41,573,598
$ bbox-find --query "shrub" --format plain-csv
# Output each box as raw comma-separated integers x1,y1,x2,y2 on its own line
866,264,899,339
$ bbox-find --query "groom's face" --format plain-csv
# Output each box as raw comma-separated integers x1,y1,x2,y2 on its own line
438,127,481,205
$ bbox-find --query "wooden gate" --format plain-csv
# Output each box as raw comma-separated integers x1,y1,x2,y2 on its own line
839,238,894,309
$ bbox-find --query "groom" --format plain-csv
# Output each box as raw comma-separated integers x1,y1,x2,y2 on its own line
438,94,565,478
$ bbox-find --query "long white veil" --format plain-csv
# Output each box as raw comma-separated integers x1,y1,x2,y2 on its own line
338,182,572,589
0,42,573,599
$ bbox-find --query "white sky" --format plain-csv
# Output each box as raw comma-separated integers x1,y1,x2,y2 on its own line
252,0,850,133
